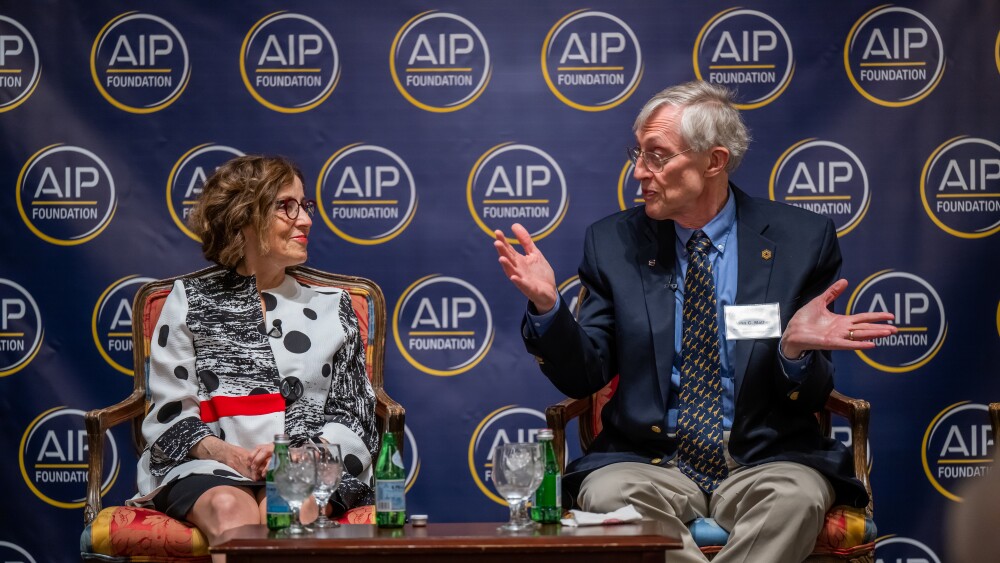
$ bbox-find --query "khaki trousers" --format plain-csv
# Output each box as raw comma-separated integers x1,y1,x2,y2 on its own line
578,460,834,563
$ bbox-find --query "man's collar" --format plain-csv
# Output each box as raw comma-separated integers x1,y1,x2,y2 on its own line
674,187,736,253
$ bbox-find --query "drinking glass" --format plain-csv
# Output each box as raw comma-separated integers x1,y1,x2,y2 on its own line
311,443,344,528
491,442,544,532
274,446,317,535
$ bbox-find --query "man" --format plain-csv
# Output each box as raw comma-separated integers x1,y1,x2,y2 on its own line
493,81,896,563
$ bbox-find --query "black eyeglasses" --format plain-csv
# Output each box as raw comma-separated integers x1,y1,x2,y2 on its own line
275,198,317,220
627,146,692,173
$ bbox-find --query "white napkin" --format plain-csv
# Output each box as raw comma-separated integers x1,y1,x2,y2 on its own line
560,504,643,527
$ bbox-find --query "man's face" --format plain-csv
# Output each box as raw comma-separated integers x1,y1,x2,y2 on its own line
632,105,714,224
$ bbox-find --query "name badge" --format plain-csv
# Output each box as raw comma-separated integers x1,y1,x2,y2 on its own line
724,303,781,340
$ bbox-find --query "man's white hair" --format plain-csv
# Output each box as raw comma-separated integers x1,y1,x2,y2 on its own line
633,81,751,172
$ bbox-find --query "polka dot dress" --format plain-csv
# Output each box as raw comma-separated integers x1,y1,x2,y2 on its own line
130,269,377,511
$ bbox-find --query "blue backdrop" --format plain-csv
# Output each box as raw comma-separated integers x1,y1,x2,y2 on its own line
1,2,997,561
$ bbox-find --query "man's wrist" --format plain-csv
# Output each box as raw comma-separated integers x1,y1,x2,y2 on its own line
780,339,807,360
787,348,807,360
530,292,557,314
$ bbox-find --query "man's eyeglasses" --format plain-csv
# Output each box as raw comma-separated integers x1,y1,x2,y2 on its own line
627,146,692,173
275,198,317,220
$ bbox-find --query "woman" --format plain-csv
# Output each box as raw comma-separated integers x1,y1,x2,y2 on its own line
128,155,377,550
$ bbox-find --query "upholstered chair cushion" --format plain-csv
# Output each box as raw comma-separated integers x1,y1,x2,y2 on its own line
690,506,876,557
81,504,375,561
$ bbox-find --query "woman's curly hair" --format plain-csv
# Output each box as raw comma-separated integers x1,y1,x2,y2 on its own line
187,155,304,268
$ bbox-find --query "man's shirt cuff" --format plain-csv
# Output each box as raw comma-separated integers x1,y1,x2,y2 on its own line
778,338,814,383
524,298,561,338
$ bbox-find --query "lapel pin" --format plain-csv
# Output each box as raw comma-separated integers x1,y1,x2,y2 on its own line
648,259,656,267
761,249,773,261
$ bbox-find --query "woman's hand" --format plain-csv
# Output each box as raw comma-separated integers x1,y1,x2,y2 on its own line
190,436,259,479
249,443,275,480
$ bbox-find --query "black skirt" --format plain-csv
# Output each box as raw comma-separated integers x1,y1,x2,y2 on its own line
152,474,264,521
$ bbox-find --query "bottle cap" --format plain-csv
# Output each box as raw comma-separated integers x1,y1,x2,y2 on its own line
537,428,554,440
410,514,428,526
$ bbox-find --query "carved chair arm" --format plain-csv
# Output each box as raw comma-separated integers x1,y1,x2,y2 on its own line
83,389,146,524
546,396,593,474
375,387,406,451
824,389,873,516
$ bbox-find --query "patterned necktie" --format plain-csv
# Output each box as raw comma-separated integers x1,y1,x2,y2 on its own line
677,230,729,493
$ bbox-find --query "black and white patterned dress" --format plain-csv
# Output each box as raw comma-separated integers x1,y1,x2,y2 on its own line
129,269,377,511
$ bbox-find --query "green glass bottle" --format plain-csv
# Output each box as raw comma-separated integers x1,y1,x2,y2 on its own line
530,428,562,524
375,430,406,528
266,433,292,530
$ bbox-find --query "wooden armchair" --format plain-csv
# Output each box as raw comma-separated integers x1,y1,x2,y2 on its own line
546,385,875,562
544,285,875,562
80,265,404,561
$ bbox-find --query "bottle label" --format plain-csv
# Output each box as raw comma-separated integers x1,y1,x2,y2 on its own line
532,475,561,508
376,479,406,511
266,480,291,513
266,453,291,514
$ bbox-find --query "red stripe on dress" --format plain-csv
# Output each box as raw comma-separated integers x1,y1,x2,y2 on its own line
200,394,285,423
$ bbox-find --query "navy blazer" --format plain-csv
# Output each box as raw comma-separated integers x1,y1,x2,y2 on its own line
523,186,868,508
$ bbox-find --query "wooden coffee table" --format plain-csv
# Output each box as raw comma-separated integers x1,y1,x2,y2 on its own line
214,521,681,562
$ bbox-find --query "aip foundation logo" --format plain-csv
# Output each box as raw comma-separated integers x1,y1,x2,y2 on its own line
922,401,993,502
393,275,494,376
0,542,37,563
558,275,583,315
390,11,491,112
769,139,871,236
92,275,155,376
403,425,420,491
541,10,642,111
167,144,245,242
467,143,568,242
20,407,119,508
317,143,417,245
693,8,794,109
617,158,642,211
920,136,1000,239
17,144,116,246
831,425,872,472
844,5,944,107
846,270,946,373
468,405,547,505
996,29,1000,77
0,278,43,378
90,12,190,113
241,12,340,113
0,15,41,112
874,536,941,563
